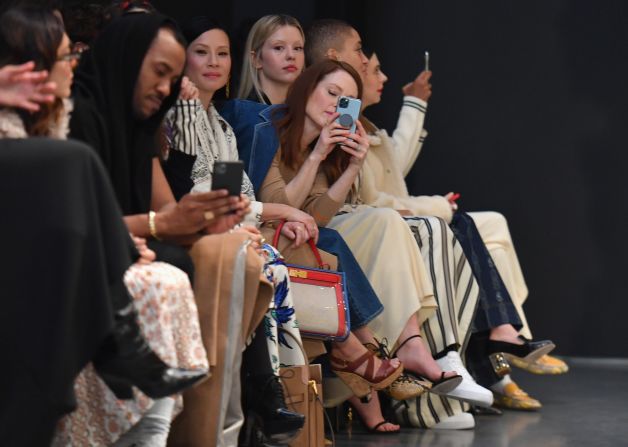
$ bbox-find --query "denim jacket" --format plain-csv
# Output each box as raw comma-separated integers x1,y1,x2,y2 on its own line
218,99,285,194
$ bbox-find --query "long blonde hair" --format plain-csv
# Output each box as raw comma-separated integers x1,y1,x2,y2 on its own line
237,14,304,103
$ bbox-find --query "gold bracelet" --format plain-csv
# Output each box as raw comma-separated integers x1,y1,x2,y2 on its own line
148,210,161,240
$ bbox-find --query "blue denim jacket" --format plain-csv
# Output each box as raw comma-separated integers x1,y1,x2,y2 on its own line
218,99,284,193
218,99,384,328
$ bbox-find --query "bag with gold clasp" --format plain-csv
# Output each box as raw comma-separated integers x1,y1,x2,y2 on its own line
273,221,350,341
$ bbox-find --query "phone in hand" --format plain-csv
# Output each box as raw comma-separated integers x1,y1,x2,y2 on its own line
424,50,430,71
211,161,243,196
335,96,362,134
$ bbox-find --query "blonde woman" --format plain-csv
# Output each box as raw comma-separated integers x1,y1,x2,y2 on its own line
238,14,304,104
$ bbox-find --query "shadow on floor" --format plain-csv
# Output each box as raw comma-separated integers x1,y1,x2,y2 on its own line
332,358,628,447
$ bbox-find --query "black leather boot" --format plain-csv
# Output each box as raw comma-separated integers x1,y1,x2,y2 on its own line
93,301,208,399
249,373,305,444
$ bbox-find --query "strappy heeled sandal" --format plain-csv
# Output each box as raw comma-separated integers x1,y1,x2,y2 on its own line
364,338,429,401
391,334,462,395
330,350,403,403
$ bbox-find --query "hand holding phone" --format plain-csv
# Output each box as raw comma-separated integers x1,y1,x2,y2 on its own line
211,161,244,196
335,96,361,134
402,71,432,103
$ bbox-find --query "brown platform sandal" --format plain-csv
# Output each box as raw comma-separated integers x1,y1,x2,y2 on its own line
364,338,429,401
391,334,463,395
330,350,403,403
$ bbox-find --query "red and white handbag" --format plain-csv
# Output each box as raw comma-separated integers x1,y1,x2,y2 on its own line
273,222,350,341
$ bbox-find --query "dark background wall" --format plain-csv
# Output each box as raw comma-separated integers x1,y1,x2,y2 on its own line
152,0,628,357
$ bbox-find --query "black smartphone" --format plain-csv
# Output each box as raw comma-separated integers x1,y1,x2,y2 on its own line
211,161,243,196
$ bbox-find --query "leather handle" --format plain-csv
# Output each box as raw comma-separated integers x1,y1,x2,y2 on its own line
272,220,326,269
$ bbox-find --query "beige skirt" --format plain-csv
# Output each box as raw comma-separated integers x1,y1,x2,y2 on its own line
326,207,437,346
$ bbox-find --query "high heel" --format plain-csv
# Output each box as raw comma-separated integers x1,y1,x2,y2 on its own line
487,336,555,368
364,339,429,401
391,334,463,395
330,350,403,403
93,302,209,399
489,352,512,377
426,371,464,396
247,373,305,444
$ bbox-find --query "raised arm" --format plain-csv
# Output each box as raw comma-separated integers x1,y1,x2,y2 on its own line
393,70,432,176
258,109,372,225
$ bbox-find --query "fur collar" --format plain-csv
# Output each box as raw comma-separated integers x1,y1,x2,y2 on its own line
0,99,73,139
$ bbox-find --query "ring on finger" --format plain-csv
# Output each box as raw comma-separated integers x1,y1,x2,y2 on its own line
204,211,215,221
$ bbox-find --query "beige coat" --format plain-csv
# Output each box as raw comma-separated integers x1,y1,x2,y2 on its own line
361,97,454,223
361,96,531,337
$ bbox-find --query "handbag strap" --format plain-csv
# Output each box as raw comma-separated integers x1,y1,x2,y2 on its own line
272,220,326,269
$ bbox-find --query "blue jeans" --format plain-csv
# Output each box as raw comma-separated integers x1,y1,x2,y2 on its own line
450,212,522,333
317,227,384,328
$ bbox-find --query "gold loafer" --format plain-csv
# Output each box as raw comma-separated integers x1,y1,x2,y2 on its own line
493,382,542,411
515,354,569,375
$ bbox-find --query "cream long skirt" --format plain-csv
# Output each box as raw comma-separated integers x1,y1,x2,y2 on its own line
327,207,437,346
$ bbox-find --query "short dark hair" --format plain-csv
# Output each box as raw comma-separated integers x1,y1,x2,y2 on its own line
304,18,354,66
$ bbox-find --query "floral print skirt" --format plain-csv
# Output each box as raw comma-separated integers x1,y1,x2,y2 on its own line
53,262,208,446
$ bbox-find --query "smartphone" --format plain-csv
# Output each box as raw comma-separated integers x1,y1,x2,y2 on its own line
211,161,243,196
335,96,361,134
424,50,430,72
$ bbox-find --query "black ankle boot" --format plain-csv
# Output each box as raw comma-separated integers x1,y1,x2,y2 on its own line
249,373,305,443
93,302,208,399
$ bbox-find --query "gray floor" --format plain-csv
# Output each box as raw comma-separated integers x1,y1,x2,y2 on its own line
332,358,628,447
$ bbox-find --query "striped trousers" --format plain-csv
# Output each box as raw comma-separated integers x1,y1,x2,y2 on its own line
326,210,479,427
393,216,480,428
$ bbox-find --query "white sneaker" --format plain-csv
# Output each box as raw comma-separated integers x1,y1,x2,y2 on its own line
433,412,475,430
435,351,494,408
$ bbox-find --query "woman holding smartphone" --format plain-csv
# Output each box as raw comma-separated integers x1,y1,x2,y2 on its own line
255,59,488,417
163,17,410,438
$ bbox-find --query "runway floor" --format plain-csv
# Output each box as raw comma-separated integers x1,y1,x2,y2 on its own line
331,357,628,447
